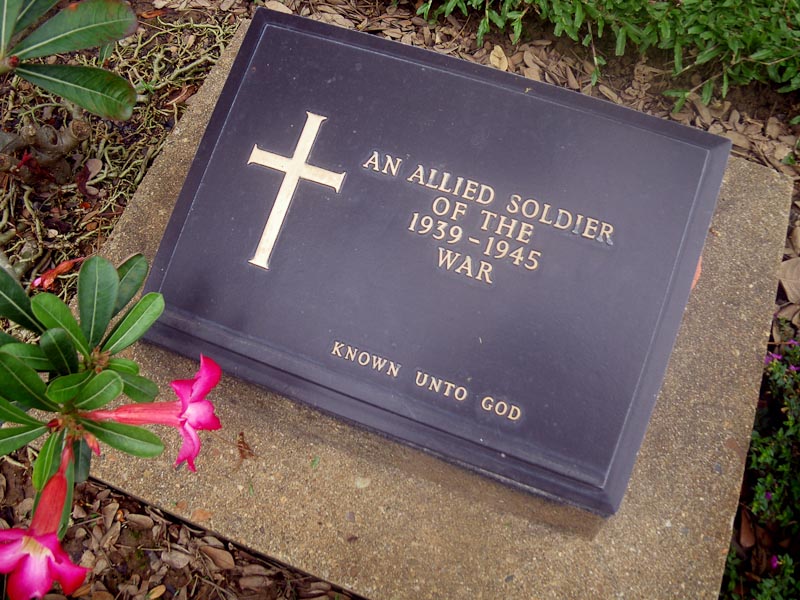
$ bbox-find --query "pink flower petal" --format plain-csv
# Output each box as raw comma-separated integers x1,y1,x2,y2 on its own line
175,425,202,472
7,548,52,600
38,534,88,595
0,530,25,572
191,355,222,400
170,379,194,406
183,400,221,431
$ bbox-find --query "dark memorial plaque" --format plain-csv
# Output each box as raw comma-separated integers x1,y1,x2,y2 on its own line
145,9,730,515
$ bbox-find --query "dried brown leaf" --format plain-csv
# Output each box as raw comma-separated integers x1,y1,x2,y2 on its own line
766,117,783,139
523,65,541,82
598,85,620,104
243,563,275,576
565,67,580,90
740,509,755,549
100,521,120,549
690,96,712,125
789,227,800,256
722,131,751,150
126,513,155,530
776,303,800,320
780,257,800,303
489,45,508,71
102,502,119,529
161,549,192,569
147,584,167,599
201,545,236,569
239,575,272,590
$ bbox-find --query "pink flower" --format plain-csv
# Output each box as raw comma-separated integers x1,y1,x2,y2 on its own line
0,446,88,600
84,355,222,471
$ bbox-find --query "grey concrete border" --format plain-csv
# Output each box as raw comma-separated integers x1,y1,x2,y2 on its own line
94,18,793,599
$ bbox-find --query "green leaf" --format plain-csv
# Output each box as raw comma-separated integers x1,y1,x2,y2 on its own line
674,42,683,73
701,79,713,105
74,369,122,410
476,16,489,47
108,357,138,374
97,40,112,62
46,371,93,404
120,372,158,403
0,0,22,55
0,396,44,426
664,89,689,113
58,456,74,538
78,256,119,348
573,2,583,29
101,292,164,355
0,330,15,346
749,48,773,62
15,64,135,120
615,26,627,56
14,0,59,34
31,292,90,358
40,328,78,375
80,419,164,458
0,352,54,410
695,44,721,65
114,254,148,316
10,0,135,59
0,424,47,455
0,266,42,333
32,429,63,491
0,341,53,371
72,437,91,483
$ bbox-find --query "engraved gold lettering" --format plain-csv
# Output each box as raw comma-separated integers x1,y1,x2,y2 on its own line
330,340,401,378
516,221,534,244
451,201,468,221
436,247,494,285
572,214,584,235
479,209,497,231
425,168,441,189
581,217,600,240
524,249,542,271
362,151,381,172
539,203,554,225
481,396,522,421
476,184,494,205
553,209,573,230
495,214,516,238
438,171,453,193
415,370,469,401
408,166,495,204
432,197,450,216
383,154,403,176
407,164,425,185
598,222,615,245
476,261,493,283
462,179,479,200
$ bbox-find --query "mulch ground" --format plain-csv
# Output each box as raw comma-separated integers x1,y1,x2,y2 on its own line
1,0,799,597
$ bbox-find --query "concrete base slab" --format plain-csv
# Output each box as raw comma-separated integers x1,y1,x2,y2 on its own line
95,20,793,599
